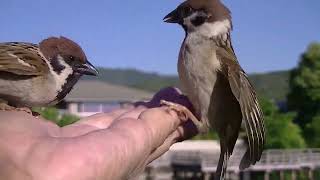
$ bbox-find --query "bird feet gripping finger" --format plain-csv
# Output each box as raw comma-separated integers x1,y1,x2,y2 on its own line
0,103,39,116
160,100,207,134
161,100,188,121
0,103,16,111
15,107,40,117
15,107,34,115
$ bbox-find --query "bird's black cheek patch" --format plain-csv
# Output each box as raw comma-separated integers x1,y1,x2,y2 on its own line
50,57,65,74
55,73,81,102
191,16,206,27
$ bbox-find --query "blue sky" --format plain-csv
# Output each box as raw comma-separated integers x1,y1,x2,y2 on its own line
1,0,319,75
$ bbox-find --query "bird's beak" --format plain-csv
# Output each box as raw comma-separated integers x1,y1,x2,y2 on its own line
76,61,99,76
163,8,181,24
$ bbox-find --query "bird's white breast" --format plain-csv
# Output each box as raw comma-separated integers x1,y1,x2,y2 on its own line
0,76,57,107
178,33,221,127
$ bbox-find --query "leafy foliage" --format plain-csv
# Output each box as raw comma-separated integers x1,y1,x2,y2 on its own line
304,115,320,147
57,114,80,127
287,42,320,147
260,98,306,149
287,43,320,126
34,107,80,127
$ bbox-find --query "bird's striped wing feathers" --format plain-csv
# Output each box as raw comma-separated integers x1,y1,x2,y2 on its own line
0,42,49,76
228,69,265,162
217,46,266,166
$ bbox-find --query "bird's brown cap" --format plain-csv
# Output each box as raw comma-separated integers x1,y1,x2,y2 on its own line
39,36,87,63
186,0,231,21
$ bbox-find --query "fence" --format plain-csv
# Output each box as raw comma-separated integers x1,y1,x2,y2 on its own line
147,149,320,180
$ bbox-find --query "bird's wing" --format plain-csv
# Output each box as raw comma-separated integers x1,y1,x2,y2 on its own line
0,42,49,76
217,45,266,165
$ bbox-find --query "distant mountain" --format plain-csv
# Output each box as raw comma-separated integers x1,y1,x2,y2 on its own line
82,67,290,101
249,70,290,101
82,68,179,92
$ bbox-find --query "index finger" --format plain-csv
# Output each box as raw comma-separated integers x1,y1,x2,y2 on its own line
137,107,185,150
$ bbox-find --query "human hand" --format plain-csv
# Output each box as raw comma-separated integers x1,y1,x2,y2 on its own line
0,87,197,180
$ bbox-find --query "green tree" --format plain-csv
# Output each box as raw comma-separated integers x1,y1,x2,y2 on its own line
304,115,320,147
287,43,320,129
260,98,306,149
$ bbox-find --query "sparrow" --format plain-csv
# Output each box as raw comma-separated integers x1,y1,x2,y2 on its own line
162,0,265,179
0,36,98,113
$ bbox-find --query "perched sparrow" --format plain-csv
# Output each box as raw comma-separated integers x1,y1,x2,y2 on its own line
0,36,98,112
162,0,265,179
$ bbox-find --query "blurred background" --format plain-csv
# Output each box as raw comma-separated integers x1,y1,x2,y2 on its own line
1,0,320,179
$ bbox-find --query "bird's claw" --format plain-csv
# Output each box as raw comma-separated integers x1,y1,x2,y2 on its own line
160,100,189,121
0,103,38,116
0,103,16,111
160,100,207,134
15,107,34,114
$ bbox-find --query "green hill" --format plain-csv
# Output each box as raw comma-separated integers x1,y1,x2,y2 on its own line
82,68,179,92
82,68,290,101
249,70,290,101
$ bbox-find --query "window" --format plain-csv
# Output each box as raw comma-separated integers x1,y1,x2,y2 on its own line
78,103,101,113
102,104,120,112
78,102,121,113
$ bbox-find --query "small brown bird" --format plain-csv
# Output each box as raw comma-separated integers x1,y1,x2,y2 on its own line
162,0,265,179
0,36,98,112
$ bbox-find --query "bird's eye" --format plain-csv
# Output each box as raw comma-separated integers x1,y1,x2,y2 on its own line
69,56,74,60
182,6,193,17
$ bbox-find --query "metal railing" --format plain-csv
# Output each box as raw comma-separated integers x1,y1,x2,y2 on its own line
197,149,320,173
146,149,320,180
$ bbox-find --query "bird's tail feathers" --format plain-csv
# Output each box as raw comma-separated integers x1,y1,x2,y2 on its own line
239,149,251,170
215,149,230,180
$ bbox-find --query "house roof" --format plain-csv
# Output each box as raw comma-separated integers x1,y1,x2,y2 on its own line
65,80,154,102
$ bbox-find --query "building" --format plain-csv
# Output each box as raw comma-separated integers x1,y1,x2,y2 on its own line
142,141,320,180
60,80,153,117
